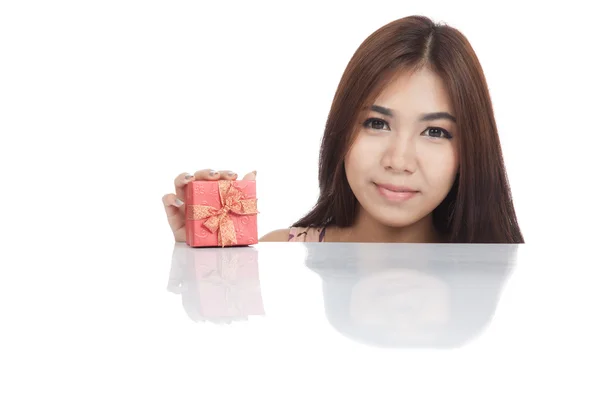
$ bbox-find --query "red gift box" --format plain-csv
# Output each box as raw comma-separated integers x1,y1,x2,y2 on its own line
185,180,258,247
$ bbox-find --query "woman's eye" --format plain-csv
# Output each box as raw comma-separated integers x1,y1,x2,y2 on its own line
423,127,453,139
363,118,390,131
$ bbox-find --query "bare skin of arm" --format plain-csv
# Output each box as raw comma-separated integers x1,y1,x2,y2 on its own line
259,229,291,242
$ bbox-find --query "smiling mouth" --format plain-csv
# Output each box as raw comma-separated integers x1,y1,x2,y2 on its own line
374,183,419,201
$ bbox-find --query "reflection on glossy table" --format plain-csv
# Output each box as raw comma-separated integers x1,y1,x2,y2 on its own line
4,242,599,399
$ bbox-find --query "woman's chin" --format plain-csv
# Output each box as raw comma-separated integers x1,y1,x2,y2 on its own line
372,213,422,229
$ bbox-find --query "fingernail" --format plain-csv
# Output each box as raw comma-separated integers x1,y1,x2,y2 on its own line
184,174,194,180
209,170,218,176
227,171,236,176
252,170,257,176
174,198,184,207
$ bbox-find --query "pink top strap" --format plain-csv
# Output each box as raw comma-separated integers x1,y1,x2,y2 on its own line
288,226,327,242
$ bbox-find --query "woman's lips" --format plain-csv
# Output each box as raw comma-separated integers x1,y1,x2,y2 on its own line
374,183,419,202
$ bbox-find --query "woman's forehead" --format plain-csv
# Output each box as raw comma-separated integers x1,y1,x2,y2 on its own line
372,68,453,115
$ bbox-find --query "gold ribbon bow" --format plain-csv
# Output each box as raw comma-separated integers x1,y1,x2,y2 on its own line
187,181,258,247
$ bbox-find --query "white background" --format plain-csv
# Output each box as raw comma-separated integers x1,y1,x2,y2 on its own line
1,0,599,247
1,2,599,398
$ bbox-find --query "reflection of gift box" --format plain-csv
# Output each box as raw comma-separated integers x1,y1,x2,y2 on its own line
185,180,258,248
188,247,264,320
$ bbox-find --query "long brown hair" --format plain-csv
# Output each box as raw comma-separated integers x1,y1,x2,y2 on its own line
293,15,524,243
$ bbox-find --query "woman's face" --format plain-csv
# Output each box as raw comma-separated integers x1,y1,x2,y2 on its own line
344,67,459,228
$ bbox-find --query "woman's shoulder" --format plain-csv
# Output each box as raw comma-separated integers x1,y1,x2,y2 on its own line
259,229,291,242
259,226,327,242
287,226,327,242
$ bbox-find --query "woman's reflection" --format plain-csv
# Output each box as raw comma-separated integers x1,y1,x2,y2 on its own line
168,244,265,323
304,244,517,348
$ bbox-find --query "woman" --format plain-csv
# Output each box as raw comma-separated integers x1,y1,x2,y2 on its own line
163,15,524,244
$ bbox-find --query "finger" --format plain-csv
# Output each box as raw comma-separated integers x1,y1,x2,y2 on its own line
217,170,238,180
162,193,184,218
174,172,195,202
241,171,257,180
193,169,221,180
162,194,186,239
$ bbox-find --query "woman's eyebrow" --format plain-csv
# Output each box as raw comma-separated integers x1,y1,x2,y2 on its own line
370,105,394,117
419,112,456,123
370,105,456,123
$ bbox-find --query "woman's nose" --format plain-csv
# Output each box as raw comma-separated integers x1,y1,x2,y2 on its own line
381,135,417,173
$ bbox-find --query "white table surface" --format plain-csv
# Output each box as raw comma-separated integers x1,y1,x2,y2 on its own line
3,241,599,399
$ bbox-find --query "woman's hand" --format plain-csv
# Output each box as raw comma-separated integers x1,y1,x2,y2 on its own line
162,169,257,242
